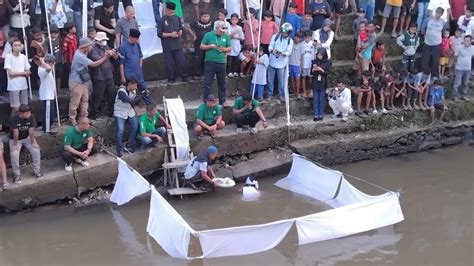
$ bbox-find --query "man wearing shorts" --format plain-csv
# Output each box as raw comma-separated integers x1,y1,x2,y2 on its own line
329,0,347,37
380,0,403,38
4,39,31,116
428,79,448,124
184,145,218,191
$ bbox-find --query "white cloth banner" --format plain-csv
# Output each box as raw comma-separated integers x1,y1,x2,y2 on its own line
118,0,163,58
146,187,195,258
295,193,404,245
275,154,343,201
325,178,381,208
110,158,151,205
165,98,190,160
197,220,294,258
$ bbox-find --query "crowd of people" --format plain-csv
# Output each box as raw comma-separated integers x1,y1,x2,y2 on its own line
0,0,474,191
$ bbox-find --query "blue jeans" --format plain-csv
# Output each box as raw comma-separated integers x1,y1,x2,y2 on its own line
267,66,285,97
138,127,166,150
115,116,138,154
203,61,227,105
453,69,471,98
417,2,429,31
250,83,265,99
360,2,375,21
312,89,326,118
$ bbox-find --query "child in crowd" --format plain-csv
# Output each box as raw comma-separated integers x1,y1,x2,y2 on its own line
392,69,408,109
285,2,301,38
239,46,255,77
352,8,368,47
30,27,46,66
313,18,334,59
380,0,402,38
2,31,19,59
311,48,331,121
404,67,419,110
354,70,374,115
309,0,331,31
457,8,473,36
48,0,68,29
371,74,389,113
300,9,313,32
214,8,231,32
384,71,396,109
189,10,212,80
250,47,269,101
302,30,315,97
62,22,77,86
293,0,304,15
448,28,463,63
46,24,63,91
243,8,259,49
4,39,31,116
228,13,244,78
87,27,97,42
0,141,7,190
439,30,452,78
428,79,448,124
397,0,416,35
415,68,431,109
38,54,57,133
260,10,279,54
371,41,386,77
396,22,419,72
289,32,304,98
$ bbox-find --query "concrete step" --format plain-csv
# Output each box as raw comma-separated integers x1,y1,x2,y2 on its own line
331,34,404,61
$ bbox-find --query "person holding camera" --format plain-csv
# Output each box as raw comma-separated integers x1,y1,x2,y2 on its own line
69,37,114,125
328,82,353,122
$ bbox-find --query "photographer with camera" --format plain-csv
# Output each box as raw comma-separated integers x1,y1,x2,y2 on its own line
327,82,353,122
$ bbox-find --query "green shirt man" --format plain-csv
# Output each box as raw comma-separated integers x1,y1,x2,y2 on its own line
138,111,161,136
201,30,231,63
194,94,226,139
232,92,268,134
63,125,93,149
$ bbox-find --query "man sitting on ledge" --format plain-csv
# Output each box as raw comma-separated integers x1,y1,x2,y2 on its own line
232,91,268,134
62,117,96,172
184,145,218,190
194,94,225,140
138,104,170,150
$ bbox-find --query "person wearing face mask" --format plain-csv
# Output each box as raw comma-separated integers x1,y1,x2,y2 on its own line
94,0,116,48
88,31,117,119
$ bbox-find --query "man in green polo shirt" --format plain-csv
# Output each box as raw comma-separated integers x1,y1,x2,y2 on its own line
200,20,231,106
194,94,225,140
233,91,268,134
62,117,96,172
138,103,170,150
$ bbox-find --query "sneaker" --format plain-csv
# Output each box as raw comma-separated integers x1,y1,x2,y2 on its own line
2,182,9,190
250,127,258,134
227,73,234,78
364,110,370,115
413,104,420,110
236,128,242,134
381,108,388,113
14,176,22,184
65,164,73,172
123,144,134,154
75,158,90,167
461,97,470,102
355,111,363,116
372,109,378,114
34,173,44,180
453,97,460,101
342,116,348,122
239,73,246,78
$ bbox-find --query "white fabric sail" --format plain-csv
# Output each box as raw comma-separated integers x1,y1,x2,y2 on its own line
146,187,195,258
197,219,293,258
165,98,190,160
110,158,151,205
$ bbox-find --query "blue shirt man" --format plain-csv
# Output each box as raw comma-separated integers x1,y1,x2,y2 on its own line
118,29,152,105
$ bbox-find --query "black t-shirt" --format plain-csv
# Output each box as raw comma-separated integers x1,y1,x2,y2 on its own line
354,76,373,90
190,20,213,48
94,5,115,30
9,115,37,140
157,15,183,52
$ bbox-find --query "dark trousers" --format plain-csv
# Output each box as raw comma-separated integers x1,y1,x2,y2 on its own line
92,78,116,117
227,55,240,74
234,112,260,128
0,63,6,94
114,0,133,19
61,144,97,165
192,49,205,77
422,44,441,77
203,61,226,105
312,89,326,118
163,49,188,82
42,100,57,132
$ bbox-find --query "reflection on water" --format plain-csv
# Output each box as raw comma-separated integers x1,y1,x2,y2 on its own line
0,145,472,266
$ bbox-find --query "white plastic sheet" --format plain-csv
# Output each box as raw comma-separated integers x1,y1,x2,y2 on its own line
146,187,195,258
110,158,151,205
197,220,293,258
165,98,190,160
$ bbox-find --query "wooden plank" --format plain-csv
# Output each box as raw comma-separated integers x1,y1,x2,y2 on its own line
162,159,189,169
168,188,209,196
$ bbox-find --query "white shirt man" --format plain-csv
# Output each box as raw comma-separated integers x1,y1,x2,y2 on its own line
328,84,353,121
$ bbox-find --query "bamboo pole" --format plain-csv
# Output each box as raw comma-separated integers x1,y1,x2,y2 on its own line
251,0,264,99
18,0,33,99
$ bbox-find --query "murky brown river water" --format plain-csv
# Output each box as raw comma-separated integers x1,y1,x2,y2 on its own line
0,145,472,266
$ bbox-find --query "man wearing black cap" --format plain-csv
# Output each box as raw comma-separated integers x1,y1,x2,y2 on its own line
118,28,153,105
194,94,225,139
157,2,189,84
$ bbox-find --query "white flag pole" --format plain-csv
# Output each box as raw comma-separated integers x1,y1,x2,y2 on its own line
284,61,290,126
245,0,255,50
82,0,88,39
44,2,62,127
18,0,33,99
251,0,264,99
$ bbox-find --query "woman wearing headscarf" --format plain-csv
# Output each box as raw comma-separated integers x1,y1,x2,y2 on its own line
311,47,332,121
313,18,334,59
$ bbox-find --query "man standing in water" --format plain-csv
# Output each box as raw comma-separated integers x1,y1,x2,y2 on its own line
184,145,218,190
